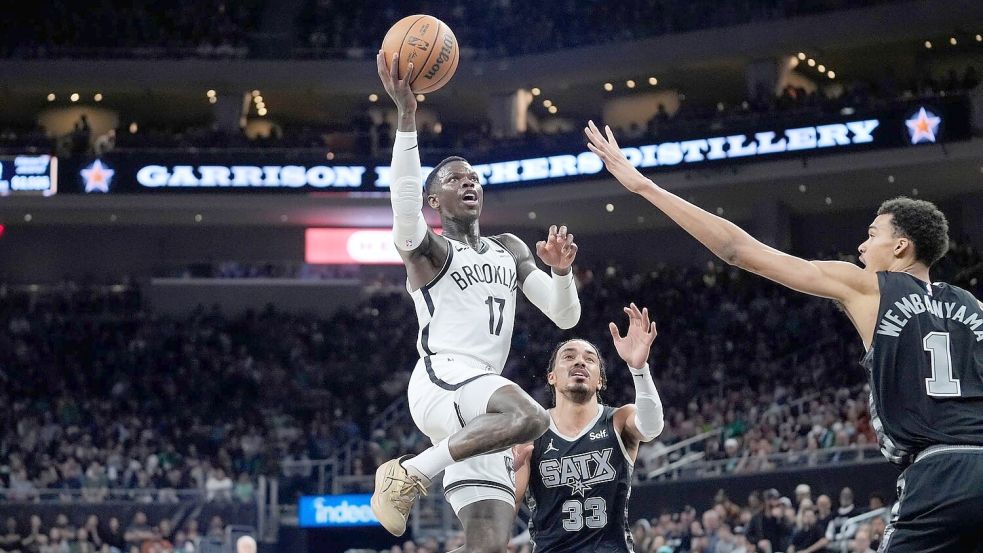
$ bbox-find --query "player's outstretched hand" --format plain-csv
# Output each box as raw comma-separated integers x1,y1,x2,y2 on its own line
377,50,417,114
512,443,534,469
535,225,578,274
584,120,653,194
609,302,658,369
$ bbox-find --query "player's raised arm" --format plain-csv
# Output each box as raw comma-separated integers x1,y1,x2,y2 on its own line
378,51,445,267
511,443,533,514
584,121,876,305
610,304,664,448
495,228,581,329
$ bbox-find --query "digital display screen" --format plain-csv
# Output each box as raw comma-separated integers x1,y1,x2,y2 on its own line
0,155,57,196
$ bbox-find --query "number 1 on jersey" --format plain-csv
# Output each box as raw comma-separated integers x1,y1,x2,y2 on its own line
485,296,506,336
924,332,962,397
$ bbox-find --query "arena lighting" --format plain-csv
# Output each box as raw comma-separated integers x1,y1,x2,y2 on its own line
924,40,932,49
648,77,657,85
807,59,816,67
603,82,613,91
208,97,217,104
255,95,263,103
206,90,216,98
0,224,5,238
531,87,541,96
251,90,260,97
257,108,268,116
977,34,982,42
368,93,378,102
797,52,806,60
305,228,442,265
818,64,826,72
416,94,425,102
548,105,558,114
626,79,636,88
543,99,552,107
70,93,79,102
46,93,55,101
949,37,957,45
528,211,537,220
828,71,836,79
605,203,614,212
94,93,103,102
257,102,266,109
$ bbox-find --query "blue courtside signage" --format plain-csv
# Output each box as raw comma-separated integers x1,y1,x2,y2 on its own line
298,494,381,528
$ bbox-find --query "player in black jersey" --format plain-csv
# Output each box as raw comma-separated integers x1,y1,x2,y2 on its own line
513,303,665,552
586,122,983,552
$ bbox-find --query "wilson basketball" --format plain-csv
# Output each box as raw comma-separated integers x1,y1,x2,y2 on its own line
381,15,459,94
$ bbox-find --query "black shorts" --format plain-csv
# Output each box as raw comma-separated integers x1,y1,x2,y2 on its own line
881,446,983,553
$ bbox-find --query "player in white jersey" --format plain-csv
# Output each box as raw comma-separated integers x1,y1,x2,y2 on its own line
370,51,583,552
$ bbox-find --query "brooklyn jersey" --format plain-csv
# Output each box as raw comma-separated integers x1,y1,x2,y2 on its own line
864,271,983,466
526,406,634,553
410,235,518,373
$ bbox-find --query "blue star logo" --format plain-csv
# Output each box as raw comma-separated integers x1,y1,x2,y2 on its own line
81,160,114,193
905,107,941,145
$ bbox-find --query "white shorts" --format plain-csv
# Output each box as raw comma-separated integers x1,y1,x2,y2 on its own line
407,354,517,514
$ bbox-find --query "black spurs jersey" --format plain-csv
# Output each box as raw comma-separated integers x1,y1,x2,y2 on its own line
864,271,983,466
526,405,634,553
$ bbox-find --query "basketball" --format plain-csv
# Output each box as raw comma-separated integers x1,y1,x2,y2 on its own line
381,15,459,94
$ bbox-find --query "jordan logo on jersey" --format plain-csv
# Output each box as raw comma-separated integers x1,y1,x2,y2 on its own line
539,447,617,497
544,439,559,454
450,263,517,292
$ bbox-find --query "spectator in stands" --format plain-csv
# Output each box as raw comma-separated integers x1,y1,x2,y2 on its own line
793,484,811,507
0,518,23,553
80,518,101,552
788,502,827,553
746,488,791,552
204,468,233,502
814,495,833,535
868,516,886,551
206,517,224,539
20,516,43,553
123,513,153,552
99,518,124,553
848,525,876,553
235,536,256,553
824,487,860,548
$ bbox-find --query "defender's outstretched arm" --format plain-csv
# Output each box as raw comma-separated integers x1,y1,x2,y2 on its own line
585,121,875,304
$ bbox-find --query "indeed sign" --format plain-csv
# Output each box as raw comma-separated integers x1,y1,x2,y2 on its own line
298,494,381,528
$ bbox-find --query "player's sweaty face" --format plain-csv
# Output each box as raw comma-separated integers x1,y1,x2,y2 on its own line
435,161,482,218
857,214,901,271
551,340,602,397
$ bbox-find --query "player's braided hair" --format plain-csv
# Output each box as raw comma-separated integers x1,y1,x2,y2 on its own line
877,197,949,267
546,338,607,406
424,156,468,196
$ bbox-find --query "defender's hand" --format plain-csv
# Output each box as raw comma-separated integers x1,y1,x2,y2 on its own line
609,303,658,369
584,120,653,194
536,225,578,274
376,50,417,114
512,443,534,469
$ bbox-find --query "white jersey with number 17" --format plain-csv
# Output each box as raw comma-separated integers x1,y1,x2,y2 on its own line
410,235,519,374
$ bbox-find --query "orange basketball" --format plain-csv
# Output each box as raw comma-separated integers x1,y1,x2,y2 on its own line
381,15,459,94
